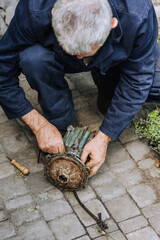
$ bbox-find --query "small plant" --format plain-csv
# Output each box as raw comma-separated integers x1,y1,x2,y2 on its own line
135,108,160,155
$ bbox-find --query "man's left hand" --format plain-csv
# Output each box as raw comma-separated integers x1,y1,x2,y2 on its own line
80,131,111,177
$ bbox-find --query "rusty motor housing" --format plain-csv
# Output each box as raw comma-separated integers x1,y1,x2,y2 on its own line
45,126,95,191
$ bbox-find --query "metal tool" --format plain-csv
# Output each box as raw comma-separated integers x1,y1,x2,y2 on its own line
6,156,29,175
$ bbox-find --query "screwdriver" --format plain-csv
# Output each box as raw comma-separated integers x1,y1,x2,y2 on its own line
6,156,29,175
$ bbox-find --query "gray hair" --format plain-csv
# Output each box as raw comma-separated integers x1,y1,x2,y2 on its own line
52,0,113,55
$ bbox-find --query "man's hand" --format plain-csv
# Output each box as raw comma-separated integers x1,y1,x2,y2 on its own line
21,109,65,154
80,131,111,177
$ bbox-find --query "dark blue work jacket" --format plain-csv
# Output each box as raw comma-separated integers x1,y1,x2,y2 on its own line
0,0,158,138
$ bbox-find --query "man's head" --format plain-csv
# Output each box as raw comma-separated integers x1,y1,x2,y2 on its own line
52,0,116,56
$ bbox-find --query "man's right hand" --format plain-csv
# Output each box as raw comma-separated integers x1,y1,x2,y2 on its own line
21,109,65,154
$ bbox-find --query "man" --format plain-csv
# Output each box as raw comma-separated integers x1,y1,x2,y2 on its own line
0,0,159,177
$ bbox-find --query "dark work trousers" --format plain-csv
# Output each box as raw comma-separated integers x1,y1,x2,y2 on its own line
19,43,160,129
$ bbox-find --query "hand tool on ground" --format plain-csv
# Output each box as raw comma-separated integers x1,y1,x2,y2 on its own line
6,156,29,175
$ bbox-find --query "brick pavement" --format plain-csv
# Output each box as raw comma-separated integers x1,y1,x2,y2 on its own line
0,71,160,240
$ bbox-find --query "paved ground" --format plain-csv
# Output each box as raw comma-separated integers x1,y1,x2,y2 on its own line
0,71,160,240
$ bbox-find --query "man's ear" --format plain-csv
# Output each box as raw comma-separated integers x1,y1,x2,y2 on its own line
111,17,118,29
51,8,54,16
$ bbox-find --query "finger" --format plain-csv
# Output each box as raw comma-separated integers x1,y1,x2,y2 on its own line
80,148,90,164
86,159,96,169
88,165,100,178
58,144,66,153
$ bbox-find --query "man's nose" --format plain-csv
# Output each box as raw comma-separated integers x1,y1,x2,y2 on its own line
76,55,84,59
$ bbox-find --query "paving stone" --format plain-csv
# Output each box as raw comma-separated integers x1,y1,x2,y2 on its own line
87,219,118,239
119,124,139,144
0,210,8,222
0,109,9,124
0,199,4,210
128,184,157,208
0,175,28,201
76,236,91,240
40,198,72,221
10,205,40,226
0,221,16,239
94,180,126,202
65,185,96,206
149,215,160,235
142,202,160,218
138,158,155,170
105,194,140,222
24,171,53,194
110,159,136,175
107,141,132,166
34,189,63,206
149,167,160,178
5,194,33,211
2,132,29,154
73,96,89,110
74,199,109,227
0,161,16,180
119,215,148,234
117,169,142,188
49,213,86,240
126,226,160,240
89,170,115,188
125,139,151,162
0,144,4,154
76,108,102,126
95,230,127,240
0,153,8,163
0,120,21,137
17,220,54,240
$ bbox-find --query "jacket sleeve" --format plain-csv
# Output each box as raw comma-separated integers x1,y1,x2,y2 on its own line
100,4,158,139
0,0,37,119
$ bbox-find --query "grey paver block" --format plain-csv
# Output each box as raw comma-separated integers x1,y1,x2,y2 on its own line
117,169,142,188
110,159,136,175
76,236,91,240
25,171,53,194
5,194,33,211
94,180,126,201
0,144,4,154
49,213,86,240
126,226,160,240
0,199,4,210
65,186,96,206
0,210,8,222
149,167,160,178
2,132,29,154
74,199,109,227
105,194,140,222
119,215,148,234
87,219,118,239
107,141,132,166
142,202,160,218
0,175,28,201
0,221,16,239
95,230,127,240
34,189,63,205
138,158,155,170
10,205,40,226
128,184,157,208
149,215,160,235
40,198,72,221
89,170,115,188
119,123,139,144
76,108,102,126
73,96,89,110
125,139,151,162
18,220,54,240
0,121,21,137
0,161,15,180
0,153,9,164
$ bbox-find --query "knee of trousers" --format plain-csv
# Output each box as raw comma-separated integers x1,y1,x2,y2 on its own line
19,44,53,75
